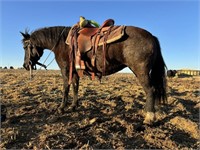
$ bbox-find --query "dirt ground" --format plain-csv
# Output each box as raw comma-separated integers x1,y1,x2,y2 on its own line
0,69,199,149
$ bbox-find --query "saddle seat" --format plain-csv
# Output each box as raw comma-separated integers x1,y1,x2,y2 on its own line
79,19,115,37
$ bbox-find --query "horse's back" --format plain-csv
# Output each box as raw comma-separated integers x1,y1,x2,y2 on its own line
125,26,154,41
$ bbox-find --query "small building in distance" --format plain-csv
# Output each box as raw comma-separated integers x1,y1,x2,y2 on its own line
177,69,200,76
167,69,200,78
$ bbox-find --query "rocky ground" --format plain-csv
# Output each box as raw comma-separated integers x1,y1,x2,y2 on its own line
0,69,199,149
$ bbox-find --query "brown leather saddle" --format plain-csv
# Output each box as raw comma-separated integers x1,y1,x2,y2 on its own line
65,19,125,84
66,19,125,54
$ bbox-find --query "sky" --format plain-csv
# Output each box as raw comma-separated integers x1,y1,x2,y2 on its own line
0,0,199,72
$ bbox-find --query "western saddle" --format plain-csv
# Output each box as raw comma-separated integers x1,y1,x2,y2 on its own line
66,19,125,84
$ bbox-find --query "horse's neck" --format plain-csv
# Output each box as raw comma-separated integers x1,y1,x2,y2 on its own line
44,40,57,51
32,27,70,52
37,38,60,51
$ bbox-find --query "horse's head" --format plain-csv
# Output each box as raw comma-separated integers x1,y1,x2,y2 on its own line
20,31,44,70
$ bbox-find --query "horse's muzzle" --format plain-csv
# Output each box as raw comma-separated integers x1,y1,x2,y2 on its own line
23,60,36,70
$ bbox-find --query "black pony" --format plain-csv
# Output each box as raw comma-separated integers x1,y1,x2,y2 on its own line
21,25,167,125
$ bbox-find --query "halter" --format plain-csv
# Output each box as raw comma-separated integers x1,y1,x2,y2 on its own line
24,40,46,69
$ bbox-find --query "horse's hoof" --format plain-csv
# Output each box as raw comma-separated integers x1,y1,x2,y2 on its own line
143,112,156,125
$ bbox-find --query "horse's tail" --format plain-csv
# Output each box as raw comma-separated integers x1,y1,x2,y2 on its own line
151,36,167,104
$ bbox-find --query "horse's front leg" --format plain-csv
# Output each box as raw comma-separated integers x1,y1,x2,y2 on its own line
58,70,70,114
58,82,70,113
69,72,80,111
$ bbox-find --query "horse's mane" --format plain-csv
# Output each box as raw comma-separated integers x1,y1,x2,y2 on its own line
30,26,71,47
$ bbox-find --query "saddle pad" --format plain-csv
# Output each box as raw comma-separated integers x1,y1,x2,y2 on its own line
97,25,125,46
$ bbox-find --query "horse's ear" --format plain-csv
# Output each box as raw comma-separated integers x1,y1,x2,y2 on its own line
20,31,30,39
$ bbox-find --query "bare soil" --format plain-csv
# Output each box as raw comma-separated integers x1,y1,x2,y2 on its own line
1,69,199,149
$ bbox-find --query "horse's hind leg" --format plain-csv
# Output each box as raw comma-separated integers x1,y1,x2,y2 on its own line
134,70,156,125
